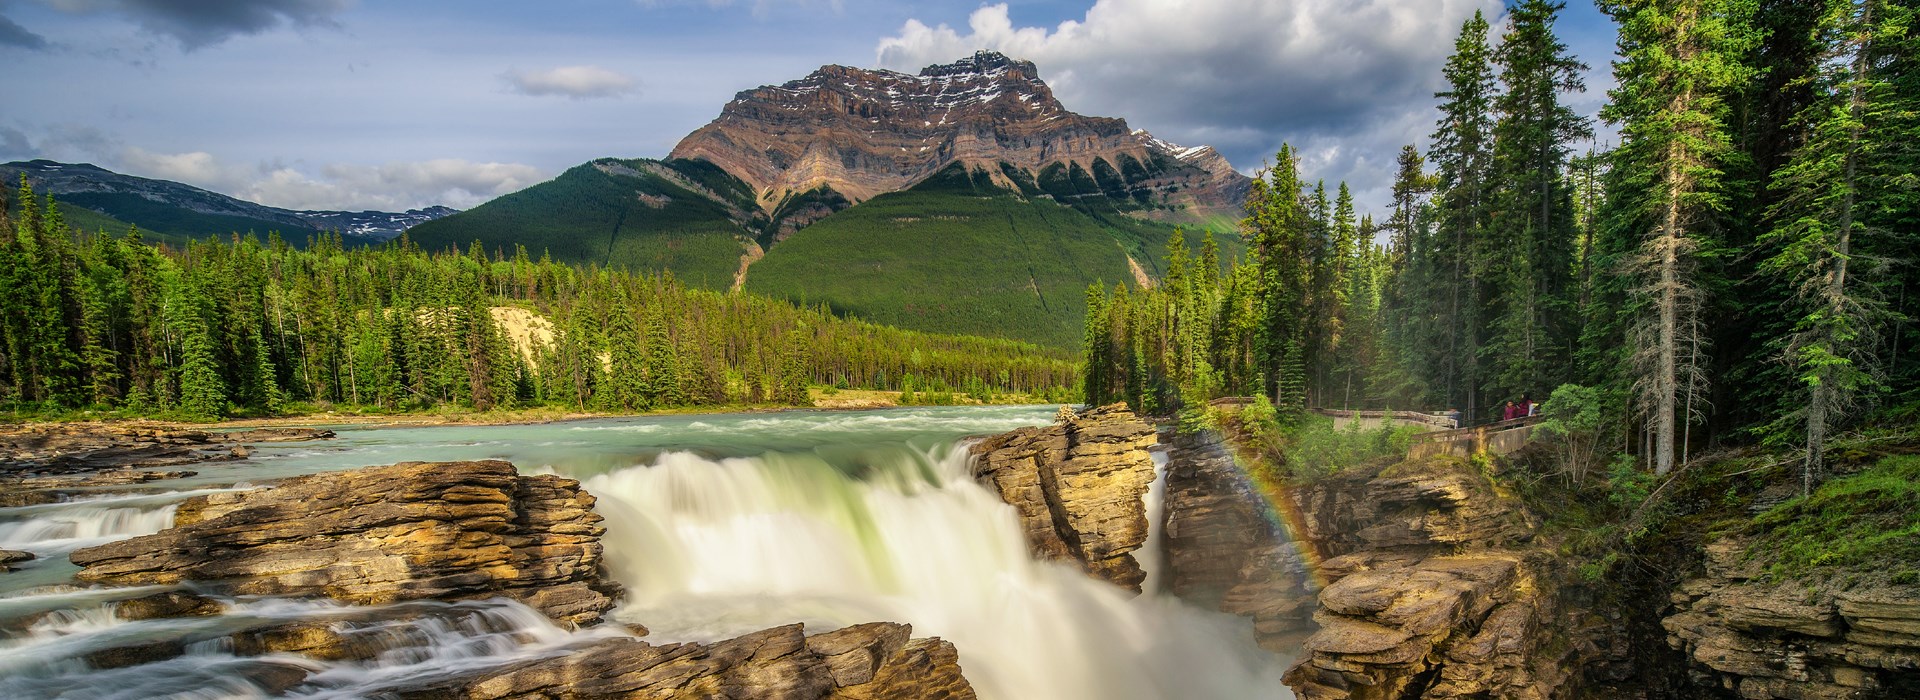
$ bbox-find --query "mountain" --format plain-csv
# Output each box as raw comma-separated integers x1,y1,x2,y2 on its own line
411,51,1250,345
0,160,456,245
671,51,1249,226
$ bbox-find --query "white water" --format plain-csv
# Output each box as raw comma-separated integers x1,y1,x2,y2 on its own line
0,505,179,557
0,407,1294,698
589,443,1288,700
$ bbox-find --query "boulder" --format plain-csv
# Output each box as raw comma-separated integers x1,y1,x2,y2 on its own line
0,548,33,572
969,403,1157,591
69,460,617,627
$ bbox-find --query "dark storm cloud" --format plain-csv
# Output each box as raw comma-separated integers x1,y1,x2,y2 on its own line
0,10,48,48
50,0,352,48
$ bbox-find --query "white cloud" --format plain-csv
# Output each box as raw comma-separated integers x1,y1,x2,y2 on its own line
118,147,545,210
501,65,639,99
875,0,1505,207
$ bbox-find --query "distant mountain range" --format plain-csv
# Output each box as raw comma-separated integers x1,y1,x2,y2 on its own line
411,51,1251,346
0,160,455,245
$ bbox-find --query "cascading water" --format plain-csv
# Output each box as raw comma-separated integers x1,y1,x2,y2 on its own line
586,443,1289,699
0,407,1296,698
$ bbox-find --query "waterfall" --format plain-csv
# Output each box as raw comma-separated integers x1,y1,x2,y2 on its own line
0,408,1293,698
0,504,179,557
586,443,1291,700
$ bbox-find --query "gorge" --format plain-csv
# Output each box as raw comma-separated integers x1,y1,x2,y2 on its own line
4,405,1916,698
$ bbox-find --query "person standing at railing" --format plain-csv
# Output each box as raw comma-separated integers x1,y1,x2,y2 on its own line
1502,400,1521,421
1446,407,1462,429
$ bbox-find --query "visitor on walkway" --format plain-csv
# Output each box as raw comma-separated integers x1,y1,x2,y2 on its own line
1502,401,1520,421
1446,407,1462,429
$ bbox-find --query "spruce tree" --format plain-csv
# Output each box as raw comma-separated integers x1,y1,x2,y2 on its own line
1600,0,1753,474
1429,11,1499,421
1486,0,1592,404
1760,0,1909,493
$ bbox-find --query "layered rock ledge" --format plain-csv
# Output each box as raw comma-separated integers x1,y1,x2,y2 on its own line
968,403,1157,591
69,459,617,628
1663,539,1920,699
413,622,975,700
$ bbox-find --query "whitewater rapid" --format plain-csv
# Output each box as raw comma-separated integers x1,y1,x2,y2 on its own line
0,407,1293,699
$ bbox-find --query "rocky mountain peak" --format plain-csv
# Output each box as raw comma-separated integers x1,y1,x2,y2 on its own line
669,53,1249,219
917,50,1039,79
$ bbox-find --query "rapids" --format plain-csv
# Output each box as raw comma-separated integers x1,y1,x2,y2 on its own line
0,406,1292,698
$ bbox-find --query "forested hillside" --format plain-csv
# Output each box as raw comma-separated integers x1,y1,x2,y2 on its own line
406,158,762,291
745,162,1235,347
1088,0,1918,493
0,179,1079,421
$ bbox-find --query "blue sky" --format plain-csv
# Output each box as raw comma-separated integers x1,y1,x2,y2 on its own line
0,0,1618,213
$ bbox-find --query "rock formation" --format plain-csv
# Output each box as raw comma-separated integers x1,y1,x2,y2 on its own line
1663,539,1920,699
969,403,1158,591
412,622,975,700
0,423,334,505
1161,430,1316,650
670,51,1249,218
69,460,617,628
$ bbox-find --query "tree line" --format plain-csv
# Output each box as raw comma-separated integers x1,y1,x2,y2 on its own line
1085,0,1918,493
0,181,1079,420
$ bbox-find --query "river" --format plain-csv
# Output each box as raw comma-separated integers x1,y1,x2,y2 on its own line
0,406,1291,699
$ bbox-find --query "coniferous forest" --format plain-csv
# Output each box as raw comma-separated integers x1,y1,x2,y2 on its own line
1084,0,1918,494
0,181,1079,422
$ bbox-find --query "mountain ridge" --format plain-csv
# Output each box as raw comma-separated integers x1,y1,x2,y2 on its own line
669,51,1250,223
0,159,456,243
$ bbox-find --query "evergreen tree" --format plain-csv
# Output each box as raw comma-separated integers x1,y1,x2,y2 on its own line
1600,0,1754,474
1429,11,1499,421
1486,0,1592,403
1760,0,1910,493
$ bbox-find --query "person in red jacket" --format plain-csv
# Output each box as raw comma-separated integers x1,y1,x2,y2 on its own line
1501,401,1519,421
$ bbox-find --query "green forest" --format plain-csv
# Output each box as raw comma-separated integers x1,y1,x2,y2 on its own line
1086,0,1918,494
0,181,1080,421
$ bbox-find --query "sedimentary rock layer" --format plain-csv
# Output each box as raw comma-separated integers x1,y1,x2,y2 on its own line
69,459,617,627
1161,430,1316,650
1664,539,1920,700
407,621,974,700
969,403,1158,591
670,51,1248,214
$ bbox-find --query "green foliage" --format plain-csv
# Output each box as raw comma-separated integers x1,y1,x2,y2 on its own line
0,181,1079,420
747,172,1214,348
408,159,754,290
1746,455,1920,581
1286,414,1429,479
1534,383,1615,484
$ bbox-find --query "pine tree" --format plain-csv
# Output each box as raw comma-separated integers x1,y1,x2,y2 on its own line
1761,0,1909,493
1600,0,1753,474
1246,145,1314,413
1486,0,1593,404
1430,11,1499,421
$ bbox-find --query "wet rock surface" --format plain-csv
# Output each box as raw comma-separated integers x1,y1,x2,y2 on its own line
1663,539,1920,700
0,422,334,505
968,403,1158,591
69,459,618,628
403,622,975,700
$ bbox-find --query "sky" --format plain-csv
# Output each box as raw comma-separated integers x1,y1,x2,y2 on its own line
0,0,1619,214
